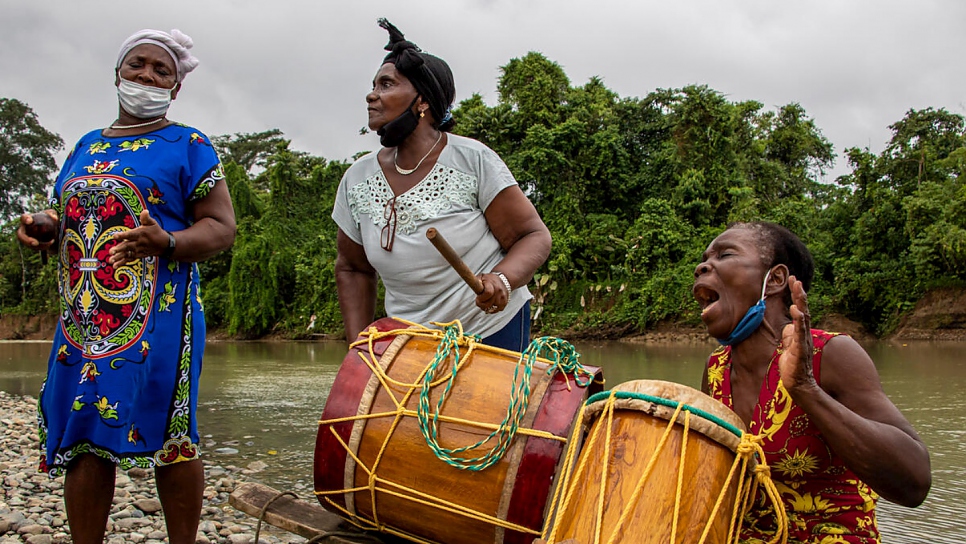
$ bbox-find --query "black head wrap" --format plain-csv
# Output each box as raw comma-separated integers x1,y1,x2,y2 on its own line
377,18,455,131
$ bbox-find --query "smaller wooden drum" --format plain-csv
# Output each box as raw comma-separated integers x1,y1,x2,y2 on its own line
544,380,752,544
314,318,603,544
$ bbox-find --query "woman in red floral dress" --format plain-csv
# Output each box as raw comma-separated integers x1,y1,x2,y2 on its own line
692,222,930,543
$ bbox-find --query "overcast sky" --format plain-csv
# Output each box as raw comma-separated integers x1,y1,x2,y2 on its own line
3,1,964,180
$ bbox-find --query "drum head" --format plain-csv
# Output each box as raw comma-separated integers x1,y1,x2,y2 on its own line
584,380,746,451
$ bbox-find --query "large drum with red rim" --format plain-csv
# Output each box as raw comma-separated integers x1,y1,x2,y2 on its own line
314,318,603,544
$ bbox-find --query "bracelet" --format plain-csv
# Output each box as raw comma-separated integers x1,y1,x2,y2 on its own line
161,231,176,260
492,271,512,295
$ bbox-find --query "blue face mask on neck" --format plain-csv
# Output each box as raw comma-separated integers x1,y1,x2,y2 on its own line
717,269,772,346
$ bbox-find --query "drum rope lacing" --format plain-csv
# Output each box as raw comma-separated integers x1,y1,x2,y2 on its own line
315,319,598,542
418,322,595,471
542,390,789,544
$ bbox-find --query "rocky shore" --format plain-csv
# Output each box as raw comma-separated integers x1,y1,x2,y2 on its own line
0,391,305,544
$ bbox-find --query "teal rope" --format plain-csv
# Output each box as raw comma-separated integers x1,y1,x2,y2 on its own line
416,327,594,471
585,390,744,438
525,336,595,387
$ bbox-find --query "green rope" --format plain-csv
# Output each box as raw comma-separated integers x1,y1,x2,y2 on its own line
417,327,594,471
585,390,744,439
525,336,595,388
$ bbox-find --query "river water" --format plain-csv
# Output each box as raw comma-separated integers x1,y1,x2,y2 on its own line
1,337,963,542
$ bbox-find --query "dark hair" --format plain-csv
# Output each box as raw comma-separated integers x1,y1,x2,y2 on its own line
377,18,456,132
728,221,814,306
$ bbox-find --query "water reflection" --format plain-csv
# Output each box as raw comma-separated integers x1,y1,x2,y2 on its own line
2,338,964,541
198,342,345,491
862,342,966,543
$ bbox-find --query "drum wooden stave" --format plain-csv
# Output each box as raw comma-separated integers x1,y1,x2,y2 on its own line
545,379,749,544
314,318,603,544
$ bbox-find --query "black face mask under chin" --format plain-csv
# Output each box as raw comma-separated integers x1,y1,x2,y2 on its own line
377,96,420,148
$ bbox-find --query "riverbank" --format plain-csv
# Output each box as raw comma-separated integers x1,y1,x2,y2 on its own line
4,287,966,344
0,391,305,544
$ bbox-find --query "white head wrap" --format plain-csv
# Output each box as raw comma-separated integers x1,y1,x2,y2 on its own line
116,29,199,82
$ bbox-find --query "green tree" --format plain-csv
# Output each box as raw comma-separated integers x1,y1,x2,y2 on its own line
832,108,966,333
904,147,966,281
212,129,287,175
227,143,346,337
6,54,965,341
497,52,570,130
0,98,64,220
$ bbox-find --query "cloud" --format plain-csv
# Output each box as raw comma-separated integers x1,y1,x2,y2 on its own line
2,0,964,179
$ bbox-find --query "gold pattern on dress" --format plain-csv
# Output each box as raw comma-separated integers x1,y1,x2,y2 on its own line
83,216,98,242
84,160,119,174
79,288,95,315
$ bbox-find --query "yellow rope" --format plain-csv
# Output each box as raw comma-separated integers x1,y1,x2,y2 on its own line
316,434,543,535
348,319,477,390
603,398,685,544
736,435,789,544
317,454,542,533
695,435,739,544
544,397,608,543
321,409,566,442
368,358,429,529
727,456,750,542
670,409,691,544
541,401,588,541
594,393,615,544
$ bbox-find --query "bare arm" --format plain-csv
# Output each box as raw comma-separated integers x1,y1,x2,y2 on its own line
475,185,552,313
779,277,931,506
109,180,236,266
335,229,378,343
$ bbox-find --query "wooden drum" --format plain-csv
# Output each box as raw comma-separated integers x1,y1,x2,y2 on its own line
543,380,752,544
314,318,603,544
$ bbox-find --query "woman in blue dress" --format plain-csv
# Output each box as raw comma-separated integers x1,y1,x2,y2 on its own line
17,29,235,544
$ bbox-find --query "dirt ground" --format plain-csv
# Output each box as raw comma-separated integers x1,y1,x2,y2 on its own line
4,287,965,343
891,286,966,341
0,313,58,341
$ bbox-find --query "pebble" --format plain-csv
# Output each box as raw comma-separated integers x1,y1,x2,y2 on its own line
0,392,305,544
132,499,162,514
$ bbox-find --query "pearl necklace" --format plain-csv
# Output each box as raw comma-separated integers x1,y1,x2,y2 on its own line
109,117,165,130
394,132,443,175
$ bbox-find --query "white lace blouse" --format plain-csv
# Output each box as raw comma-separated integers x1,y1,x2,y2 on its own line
332,134,532,338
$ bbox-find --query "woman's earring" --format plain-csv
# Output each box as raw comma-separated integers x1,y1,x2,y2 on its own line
419,110,425,118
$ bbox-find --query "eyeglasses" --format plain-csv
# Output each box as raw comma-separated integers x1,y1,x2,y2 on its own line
381,196,397,251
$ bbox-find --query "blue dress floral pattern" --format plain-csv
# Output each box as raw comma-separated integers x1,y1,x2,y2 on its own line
38,124,223,476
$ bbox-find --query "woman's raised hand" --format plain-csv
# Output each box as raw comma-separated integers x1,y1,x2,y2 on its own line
779,275,818,392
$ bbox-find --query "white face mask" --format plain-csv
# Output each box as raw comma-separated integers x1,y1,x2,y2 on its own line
117,79,172,119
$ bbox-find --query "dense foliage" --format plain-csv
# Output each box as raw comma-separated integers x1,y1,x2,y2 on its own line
3,53,965,338
0,98,64,222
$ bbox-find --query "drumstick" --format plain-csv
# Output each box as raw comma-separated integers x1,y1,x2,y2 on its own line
426,228,484,294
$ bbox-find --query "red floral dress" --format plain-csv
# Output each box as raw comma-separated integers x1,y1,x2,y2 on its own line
706,330,880,543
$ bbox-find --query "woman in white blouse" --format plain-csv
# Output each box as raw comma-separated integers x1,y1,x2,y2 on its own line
332,19,551,351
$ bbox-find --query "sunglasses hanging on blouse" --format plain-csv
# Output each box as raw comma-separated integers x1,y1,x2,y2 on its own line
381,197,398,251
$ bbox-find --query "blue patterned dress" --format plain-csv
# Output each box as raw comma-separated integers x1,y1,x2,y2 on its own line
38,123,223,476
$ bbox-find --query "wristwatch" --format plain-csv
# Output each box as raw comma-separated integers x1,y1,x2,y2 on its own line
161,231,176,259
